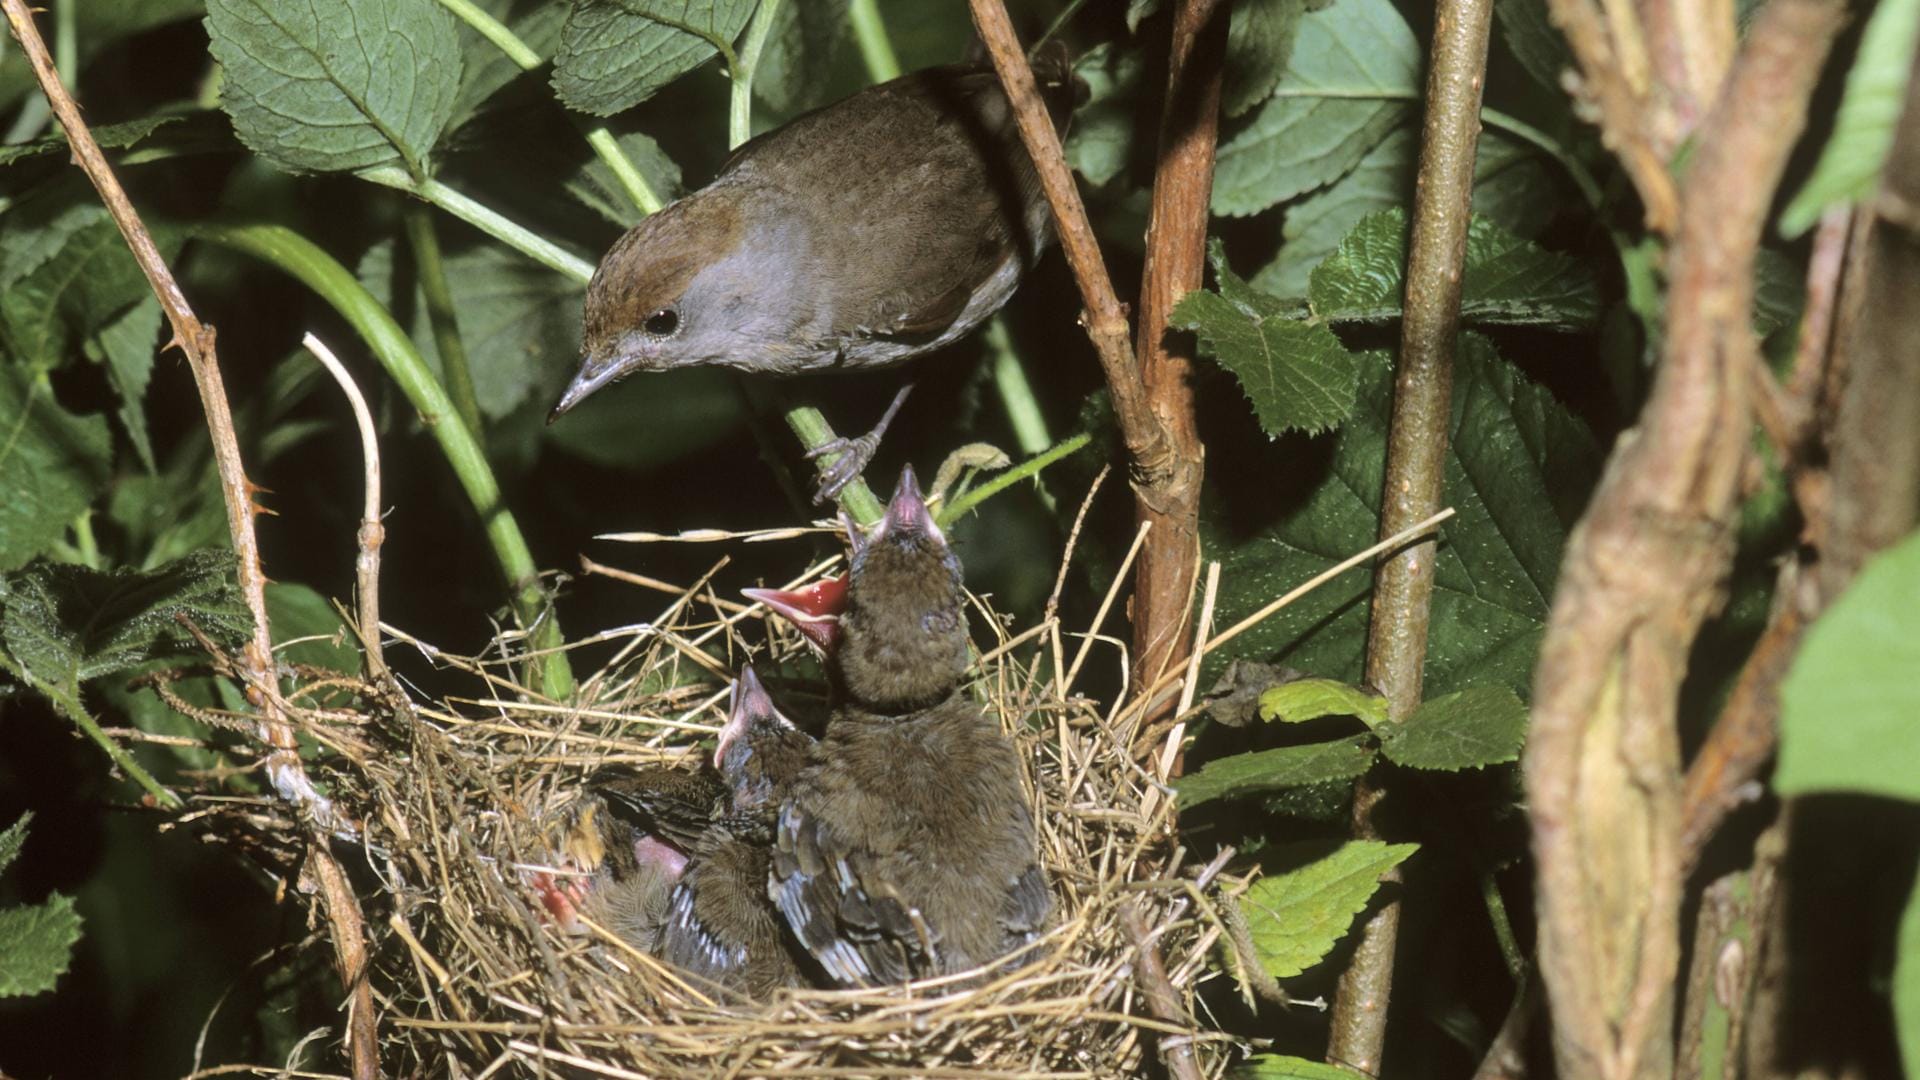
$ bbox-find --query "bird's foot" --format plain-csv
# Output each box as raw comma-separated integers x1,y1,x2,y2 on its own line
804,384,914,505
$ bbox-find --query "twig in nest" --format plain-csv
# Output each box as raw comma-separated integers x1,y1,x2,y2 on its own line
303,333,388,682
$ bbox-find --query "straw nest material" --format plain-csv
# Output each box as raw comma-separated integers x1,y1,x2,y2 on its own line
186,533,1244,1078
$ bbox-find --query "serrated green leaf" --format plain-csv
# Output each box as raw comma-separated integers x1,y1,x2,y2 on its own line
1258,678,1388,727
1065,43,1146,187
0,113,185,167
1239,1054,1370,1079
1777,531,1920,801
1309,208,1599,327
1176,735,1377,810
1173,245,1359,436
1223,0,1311,117
1897,873,1920,1078
88,296,163,473
0,814,28,875
1241,840,1418,977
1205,334,1600,700
553,0,757,117
0,891,81,998
0,368,112,572
205,0,463,175
1379,686,1528,770
1212,0,1417,216
1494,0,1574,92
0,213,159,374
1253,128,1558,298
1779,0,1920,237
755,0,849,114
0,550,251,704
359,239,583,420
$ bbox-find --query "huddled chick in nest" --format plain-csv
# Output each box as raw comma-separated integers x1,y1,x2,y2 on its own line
535,466,1048,993
765,467,1050,985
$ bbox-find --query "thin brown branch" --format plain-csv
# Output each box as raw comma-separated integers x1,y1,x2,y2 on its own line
964,0,1171,483
1524,3,1844,1078
2,7,379,1074
1328,0,1494,1068
1129,0,1226,744
1121,901,1205,1080
1546,0,1682,230
307,841,381,1080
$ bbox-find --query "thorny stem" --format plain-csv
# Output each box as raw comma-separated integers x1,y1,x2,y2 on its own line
402,202,484,444
1330,0,1493,1067
1,4,378,1074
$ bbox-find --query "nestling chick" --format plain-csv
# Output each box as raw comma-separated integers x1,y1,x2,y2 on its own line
551,55,1078,498
529,787,692,952
654,667,816,996
771,467,1049,985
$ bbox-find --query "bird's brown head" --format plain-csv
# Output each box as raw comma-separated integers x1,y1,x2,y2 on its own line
835,466,968,712
716,666,813,810
552,187,819,420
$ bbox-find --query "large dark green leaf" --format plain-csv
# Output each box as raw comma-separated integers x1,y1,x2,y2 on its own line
205,0,463,175
1175,735,1377,810
1377,686,1529,770
1222,0,1313,118
0,211,157,375
1204,334,1601,699
1212,0,1417,217
754,0,850,114
553,0,757,116
0,369,111,572
0,815,82,999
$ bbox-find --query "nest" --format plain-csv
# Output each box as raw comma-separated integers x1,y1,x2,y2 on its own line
191,538,1245,1078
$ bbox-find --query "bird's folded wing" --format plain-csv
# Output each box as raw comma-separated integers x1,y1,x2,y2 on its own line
771,802,923,986
592,765,726,852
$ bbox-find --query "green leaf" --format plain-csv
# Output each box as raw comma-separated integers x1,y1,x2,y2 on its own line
358,238,584,421
0,212,159,374
1898,873,1920,1079
0,368,112,572
1204,334,1601,700
1176,735,1378,810
1253,127,1557,298
1378,686,1528,770
87,296,163,473
754,0,850,114
1065,43,1145,187
0,550,252,708
205,0,463,176
566,129,684,227
0,0,204,115
1258,678,1388,727
1239,1055,1370,1080
1494,0,1574,92
268,582,358,673
0,890,81,998
553,0,757,117
1241,840,1417,977
0,113,185,167
1223,0,1311,118
1172,243,1360,436
1212,0,1417,217
0,815,82,999
1777,531,1920,801
1309,208,1600,327
1778,0,1920,237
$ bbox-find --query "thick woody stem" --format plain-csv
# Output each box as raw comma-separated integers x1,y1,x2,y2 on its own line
1327,0,1493,1069
1130,0,1226,736
1524,4,1843,1078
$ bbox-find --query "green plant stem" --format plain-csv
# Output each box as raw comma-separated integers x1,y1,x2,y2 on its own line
984,317,1051,457
44,679,180,809
849,0,901,82
360,166,593,282
1480,867,1526,980
431,0,663,216
402,202,485,443
70,509,99,570
201,223,575,699
731,0,785,149
937,432,1089,526
783,406,885,525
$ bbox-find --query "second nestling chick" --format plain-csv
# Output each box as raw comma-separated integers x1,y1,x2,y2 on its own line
653,667,816,997
770,467,1050,986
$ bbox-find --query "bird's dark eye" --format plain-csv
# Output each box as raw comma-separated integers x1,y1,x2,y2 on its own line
643,308,679,336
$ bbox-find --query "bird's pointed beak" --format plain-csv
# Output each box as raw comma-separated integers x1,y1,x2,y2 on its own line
878,464,945,547
716,666,788,769
548,356,623,423
743,575,848,654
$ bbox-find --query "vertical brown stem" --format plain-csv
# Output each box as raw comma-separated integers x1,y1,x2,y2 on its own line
1525,4,1843,1079
1326,0,1494,1069
1131,0,1226,732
